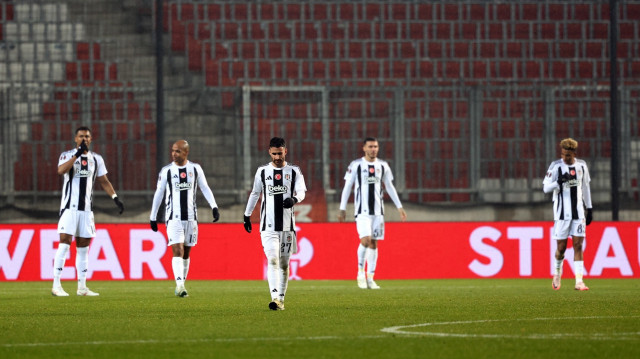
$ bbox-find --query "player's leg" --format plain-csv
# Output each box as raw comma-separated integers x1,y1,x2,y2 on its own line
365,239,380,289
183,247,191,283
355,216,372,289
75,211,98,296
365,216,384,289
167,220,187,297
182,221,197,284
572,232,588,291
552,220,570,290
75,236,98,296
53,210,76,296
261,231,281,310
52,233,72,296
275,232,295,310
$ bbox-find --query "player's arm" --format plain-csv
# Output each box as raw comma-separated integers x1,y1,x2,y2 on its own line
542,163,560,194
338,165,356,222
284,169,308,208
149,171,167,231
582,163,593,224
57,156,76,175
196,165,218,209
382,167,407,222
243,170,263,233
96,175,124,214
244,170,263,216
150,171,167,221
195,165,220,222
96,174,116,197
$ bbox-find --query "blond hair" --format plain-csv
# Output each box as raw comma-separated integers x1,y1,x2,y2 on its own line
560,138,578,152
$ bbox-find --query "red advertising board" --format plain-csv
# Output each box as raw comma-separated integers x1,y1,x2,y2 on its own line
0,222,638,281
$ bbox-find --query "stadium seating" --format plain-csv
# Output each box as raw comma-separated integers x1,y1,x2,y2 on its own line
1,1,156,192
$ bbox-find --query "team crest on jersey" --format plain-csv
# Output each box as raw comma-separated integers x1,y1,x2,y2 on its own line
180,172,187,178
285,174,291,180
268,185,288,195
275,174,282,180
189,172,193,177
286,234,292,242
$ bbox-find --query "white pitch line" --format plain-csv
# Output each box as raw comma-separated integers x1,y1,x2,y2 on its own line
0,335,387,348
381,316,640,340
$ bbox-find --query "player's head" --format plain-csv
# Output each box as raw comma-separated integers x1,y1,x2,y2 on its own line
560,138,578,165
172,140,189,166
268,137,287,168
362,137,379,160
74,126,92,148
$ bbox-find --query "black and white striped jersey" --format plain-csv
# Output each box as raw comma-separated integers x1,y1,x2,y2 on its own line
339,157,403,217
58,149,107,214
150,161,218,222
244,162,307,232
543,158,592,220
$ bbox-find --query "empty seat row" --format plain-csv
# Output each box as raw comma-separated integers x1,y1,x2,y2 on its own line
0,62,64,81
13,3,68,22
164,2,636,24
3,22,85,42
201,58,622,87
0,41,74,61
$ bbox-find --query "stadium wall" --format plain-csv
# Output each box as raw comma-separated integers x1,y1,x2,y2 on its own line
1,222,638,281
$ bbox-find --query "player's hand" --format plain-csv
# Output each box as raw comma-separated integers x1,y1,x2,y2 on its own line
150,220,158,232
74,139,88,157
586,208,593,225
557,169,571,187
283,197,298,208
212,207,220,222
398,207,407,222
337,210,346,222
243,215,252,233
113,196,124,214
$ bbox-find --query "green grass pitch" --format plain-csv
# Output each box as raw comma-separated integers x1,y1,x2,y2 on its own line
1,279,639,358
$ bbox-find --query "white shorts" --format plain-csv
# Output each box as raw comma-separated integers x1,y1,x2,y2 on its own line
553,219,586,240
57,209,95,238
261,231,297,259
356,214,385,240
166,220,198,247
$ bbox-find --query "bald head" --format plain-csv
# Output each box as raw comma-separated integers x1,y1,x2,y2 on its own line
171,140,190,166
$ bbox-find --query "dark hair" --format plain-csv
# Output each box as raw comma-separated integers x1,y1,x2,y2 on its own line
363,137,377,144
75,126,91,135
269,137,286,148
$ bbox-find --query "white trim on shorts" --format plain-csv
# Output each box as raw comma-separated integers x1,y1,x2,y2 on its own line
355,214,385,240
166,220,198,247
553,219,586,240
57,209,95,238
261,230,297,258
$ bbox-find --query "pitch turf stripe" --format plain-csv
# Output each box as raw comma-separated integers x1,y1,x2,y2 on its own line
0,335,387,348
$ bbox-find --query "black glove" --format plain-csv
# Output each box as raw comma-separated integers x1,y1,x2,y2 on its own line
283,197,298,208
113,196,124,214
557,168,571,187
74,140,88,158
212,207,220,222
586,208,593,226
150,220,158,232
243,215,252,233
